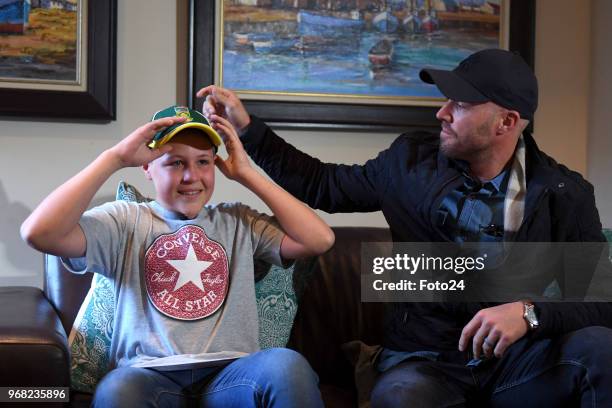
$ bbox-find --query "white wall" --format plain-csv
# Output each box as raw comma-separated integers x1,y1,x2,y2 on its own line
534,0,590,177
0,0,181,286
588,0,612,228
0,0,605,288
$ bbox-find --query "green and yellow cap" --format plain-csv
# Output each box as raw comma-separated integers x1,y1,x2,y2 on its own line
148,106,222,152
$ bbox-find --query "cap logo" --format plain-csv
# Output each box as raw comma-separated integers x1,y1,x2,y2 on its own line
174,106,193,122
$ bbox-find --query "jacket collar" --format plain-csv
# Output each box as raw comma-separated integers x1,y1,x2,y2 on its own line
435,131,561,233
521,132,561,223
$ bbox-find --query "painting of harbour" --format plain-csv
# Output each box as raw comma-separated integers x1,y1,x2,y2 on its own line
0,0,79,84
220,0,505,104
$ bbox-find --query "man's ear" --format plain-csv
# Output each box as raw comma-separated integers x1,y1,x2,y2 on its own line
497,110,520,134
142,163,153,180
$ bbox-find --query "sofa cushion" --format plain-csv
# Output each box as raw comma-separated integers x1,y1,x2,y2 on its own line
68,182,300,393
287,227,391,389
69,274,114,393
255,260,299,349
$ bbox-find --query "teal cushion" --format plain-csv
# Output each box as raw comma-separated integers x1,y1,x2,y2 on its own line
603,228,612,245
69,274,115,393
255,262,298,349
69,181,299,392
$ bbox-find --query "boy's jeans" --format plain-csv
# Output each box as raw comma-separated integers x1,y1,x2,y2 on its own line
92,347,323,408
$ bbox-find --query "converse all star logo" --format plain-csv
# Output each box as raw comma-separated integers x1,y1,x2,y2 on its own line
144,225,229,320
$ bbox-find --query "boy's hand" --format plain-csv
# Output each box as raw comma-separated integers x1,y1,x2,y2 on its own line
109,117,186,168
210,114,253,182
198,86,251,135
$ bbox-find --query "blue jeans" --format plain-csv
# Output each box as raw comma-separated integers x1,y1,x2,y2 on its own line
371,327,612,408
92,348,323,408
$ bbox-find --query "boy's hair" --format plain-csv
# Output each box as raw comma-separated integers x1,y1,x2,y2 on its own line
148,106,222,153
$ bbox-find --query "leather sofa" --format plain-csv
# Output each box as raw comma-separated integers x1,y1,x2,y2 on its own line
0,226,390,407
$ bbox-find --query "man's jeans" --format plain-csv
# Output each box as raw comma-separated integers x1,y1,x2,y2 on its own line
92,348,323,408
371,326,612,407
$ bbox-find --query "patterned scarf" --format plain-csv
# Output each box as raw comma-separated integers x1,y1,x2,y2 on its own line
503,135,527,239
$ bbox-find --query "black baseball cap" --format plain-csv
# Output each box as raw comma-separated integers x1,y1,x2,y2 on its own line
419,49,538,121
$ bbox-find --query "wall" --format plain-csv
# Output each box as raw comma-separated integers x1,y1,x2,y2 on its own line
0,0,603,288
534,0,590,177
0,0,182,286
588,0,612,227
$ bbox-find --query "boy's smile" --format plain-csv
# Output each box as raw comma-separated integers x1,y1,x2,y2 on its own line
143,129,216,219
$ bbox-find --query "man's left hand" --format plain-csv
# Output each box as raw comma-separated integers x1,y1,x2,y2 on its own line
458,301,529,359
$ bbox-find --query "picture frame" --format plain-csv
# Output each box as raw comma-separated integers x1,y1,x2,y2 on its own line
189,0,534,131
0,0,116,121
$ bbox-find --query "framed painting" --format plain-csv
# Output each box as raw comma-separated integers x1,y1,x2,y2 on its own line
0,0,116,121
189,0,534,131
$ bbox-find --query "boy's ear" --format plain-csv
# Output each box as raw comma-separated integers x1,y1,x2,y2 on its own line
142,164,153,180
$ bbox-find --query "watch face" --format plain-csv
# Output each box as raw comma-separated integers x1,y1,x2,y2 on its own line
524,305,539,328
526,309,538,324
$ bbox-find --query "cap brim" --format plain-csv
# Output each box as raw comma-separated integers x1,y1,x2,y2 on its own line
420,68,489,103
149,122,223,150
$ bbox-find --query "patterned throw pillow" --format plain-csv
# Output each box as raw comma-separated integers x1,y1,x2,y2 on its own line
68,274,115,393
68,181,299,393
255,261,297,349
603,228,612,248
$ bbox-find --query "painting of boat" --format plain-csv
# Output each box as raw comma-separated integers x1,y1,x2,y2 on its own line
402,10,421,33
227,31,275,50
232,32,250,46
421,9,438,33
219,1,504,101
368,38,394,67
436,0,500,28
294,34,338,52
252,36,296,54
0,0,31,34
297,9,364,37
373,10,398,33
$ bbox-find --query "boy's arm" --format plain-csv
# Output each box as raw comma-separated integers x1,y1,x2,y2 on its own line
211,115,335,259
20,117,184,258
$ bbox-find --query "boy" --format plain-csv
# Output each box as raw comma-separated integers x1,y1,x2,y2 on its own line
21,106,334,407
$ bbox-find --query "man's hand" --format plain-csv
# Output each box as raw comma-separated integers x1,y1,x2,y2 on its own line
197,85,251,135
108,117,185,168
211,114,253,182
458,302,529,359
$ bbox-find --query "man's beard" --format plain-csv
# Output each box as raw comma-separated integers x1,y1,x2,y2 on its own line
439,121,493,160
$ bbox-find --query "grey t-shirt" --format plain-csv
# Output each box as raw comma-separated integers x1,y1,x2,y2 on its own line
63,200,286,369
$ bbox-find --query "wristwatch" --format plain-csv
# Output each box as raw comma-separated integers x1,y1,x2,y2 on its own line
523,302,539,330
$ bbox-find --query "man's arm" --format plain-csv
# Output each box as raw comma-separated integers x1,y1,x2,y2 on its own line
533,185,612,337
459,185,612,358
199,86,386,213
20,117,184,258
212,115,334,259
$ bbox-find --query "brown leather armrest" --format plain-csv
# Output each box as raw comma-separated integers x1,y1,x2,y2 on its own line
0,286,70,387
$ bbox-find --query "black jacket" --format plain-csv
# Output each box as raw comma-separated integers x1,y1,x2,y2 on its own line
242,116,612,352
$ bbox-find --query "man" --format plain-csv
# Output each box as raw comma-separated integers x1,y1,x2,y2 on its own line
199,49,612,407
